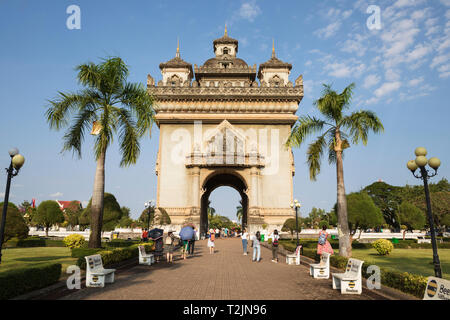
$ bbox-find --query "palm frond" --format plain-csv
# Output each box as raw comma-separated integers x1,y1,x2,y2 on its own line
46,92,87,130
286,115,328,148
306,134,327,181
339,110,384,145
118,82,155,137
76,63,102,89
327,133,350,164
115,108,140,167
61,108,97,158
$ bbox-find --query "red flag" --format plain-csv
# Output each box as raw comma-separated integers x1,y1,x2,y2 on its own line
32,198,36,208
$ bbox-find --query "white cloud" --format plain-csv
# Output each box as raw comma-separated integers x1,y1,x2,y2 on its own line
446,10,450,19
324,61,365,78
314,21,342,39
437,64,450,78
238,1,261,22
385,68,401,81
431,53,450,68
441,0,450,6
408,77,424,87
363,74,381,88
50,192,63,198
374,82,402,97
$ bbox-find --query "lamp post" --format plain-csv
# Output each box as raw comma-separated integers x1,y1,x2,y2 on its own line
144,200,155,230
290,199,301,248
0,148,26,264
406,147,442,278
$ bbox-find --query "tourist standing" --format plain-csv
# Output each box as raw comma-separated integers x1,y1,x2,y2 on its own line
271,229,279,263
189,228,197,255
317,225,334,257
165,230,175,263
241,228,249,255
208,229,215,254
251,231,261,262
142,228,148,242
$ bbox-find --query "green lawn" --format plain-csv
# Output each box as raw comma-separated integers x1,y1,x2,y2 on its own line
0,247,77,274
345,248,450,280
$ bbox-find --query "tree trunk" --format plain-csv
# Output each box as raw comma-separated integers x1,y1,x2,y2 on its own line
335,130,352,258
88,148,106,248
45,226,49,237
403,230,406,240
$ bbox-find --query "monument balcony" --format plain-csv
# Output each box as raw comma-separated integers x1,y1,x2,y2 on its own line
185,152,265,168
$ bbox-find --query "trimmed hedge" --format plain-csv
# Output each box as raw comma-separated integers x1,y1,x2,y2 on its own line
105,239,140,248
281,242,427,298
76,242,154,270
71,247,104,258
5,238,66,248
0,263,62,300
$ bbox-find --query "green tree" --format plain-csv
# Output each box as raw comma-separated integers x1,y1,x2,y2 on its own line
46,57,155,248
363,181,403,228
138,207,154,229
155,207,171,225
345,192,384,241
397,201,426,239
308,207,326,228
64,201,83,229
410,191,450,228
34,200,65,237
81,193,123,232
281,218,301,240
0,202,29,242
236,200,243,225
287,83,384,257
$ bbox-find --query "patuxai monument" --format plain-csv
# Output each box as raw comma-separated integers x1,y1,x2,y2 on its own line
147,27,304,235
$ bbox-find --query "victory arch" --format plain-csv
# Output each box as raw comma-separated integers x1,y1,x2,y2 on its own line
147,28,304,235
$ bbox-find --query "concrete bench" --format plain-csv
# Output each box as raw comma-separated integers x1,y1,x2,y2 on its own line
310,252,330,279
85,254,116,288
332,258,364,294
286,245,301,265
138,245,155,265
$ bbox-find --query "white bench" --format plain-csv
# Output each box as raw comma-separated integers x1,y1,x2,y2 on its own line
332,258,364,294
286,245,301,265
138,245,155,265
423,276,450,300
85,254,116,288
310,252,330,279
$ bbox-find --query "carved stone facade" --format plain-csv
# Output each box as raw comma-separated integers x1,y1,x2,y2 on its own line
148,29,303,234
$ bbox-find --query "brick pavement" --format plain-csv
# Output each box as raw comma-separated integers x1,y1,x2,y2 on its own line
61,238,382,300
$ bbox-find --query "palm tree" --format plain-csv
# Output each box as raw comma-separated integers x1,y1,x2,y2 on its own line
46,57,155,248
236,200,243,226
287,83,383,257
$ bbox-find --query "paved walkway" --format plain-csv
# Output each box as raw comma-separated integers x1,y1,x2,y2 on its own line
62,238,380,300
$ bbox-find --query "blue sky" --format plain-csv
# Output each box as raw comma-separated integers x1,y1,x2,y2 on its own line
0,0,449,221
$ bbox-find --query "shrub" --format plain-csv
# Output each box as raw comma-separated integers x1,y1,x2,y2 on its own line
16,238,46,247
71,247,103,258
372,239,394,255
76,242,154,269
0,263,61,300
106,239,139,248
63,234,86,249
267,238,272,245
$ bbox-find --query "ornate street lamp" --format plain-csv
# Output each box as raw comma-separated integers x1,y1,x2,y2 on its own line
290,199,301,248
406,147,442,278
0,148,26,263
144,199,155,230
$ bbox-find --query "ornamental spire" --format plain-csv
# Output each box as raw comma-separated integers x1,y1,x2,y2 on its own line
272,38,276,59
176,37,180,58
224,23,228,36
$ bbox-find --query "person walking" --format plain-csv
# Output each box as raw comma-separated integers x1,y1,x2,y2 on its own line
208,229,215,254
189,228,197,255
251,231,261,262
271,229,280,263
241,228,249,255
317,225,334,258
165,230,175,263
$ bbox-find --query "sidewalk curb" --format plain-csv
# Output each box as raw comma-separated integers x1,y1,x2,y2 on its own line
261,243,418,300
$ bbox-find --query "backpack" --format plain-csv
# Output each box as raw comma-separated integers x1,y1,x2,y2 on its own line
318,232,327,245
272,236,279,247
165,235,173,245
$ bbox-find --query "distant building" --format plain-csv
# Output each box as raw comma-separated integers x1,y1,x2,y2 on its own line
55,200,83,213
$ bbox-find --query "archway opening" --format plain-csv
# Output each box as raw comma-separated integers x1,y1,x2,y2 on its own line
200,172,248,236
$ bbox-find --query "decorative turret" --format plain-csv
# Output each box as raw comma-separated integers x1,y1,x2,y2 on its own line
213,24,239,57
159,39,193,86
257,40,293,87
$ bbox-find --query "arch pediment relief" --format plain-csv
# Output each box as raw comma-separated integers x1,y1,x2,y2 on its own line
186,120,264,168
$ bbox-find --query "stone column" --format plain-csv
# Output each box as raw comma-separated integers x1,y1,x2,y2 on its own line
192,166,200,207
250,166,258,207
